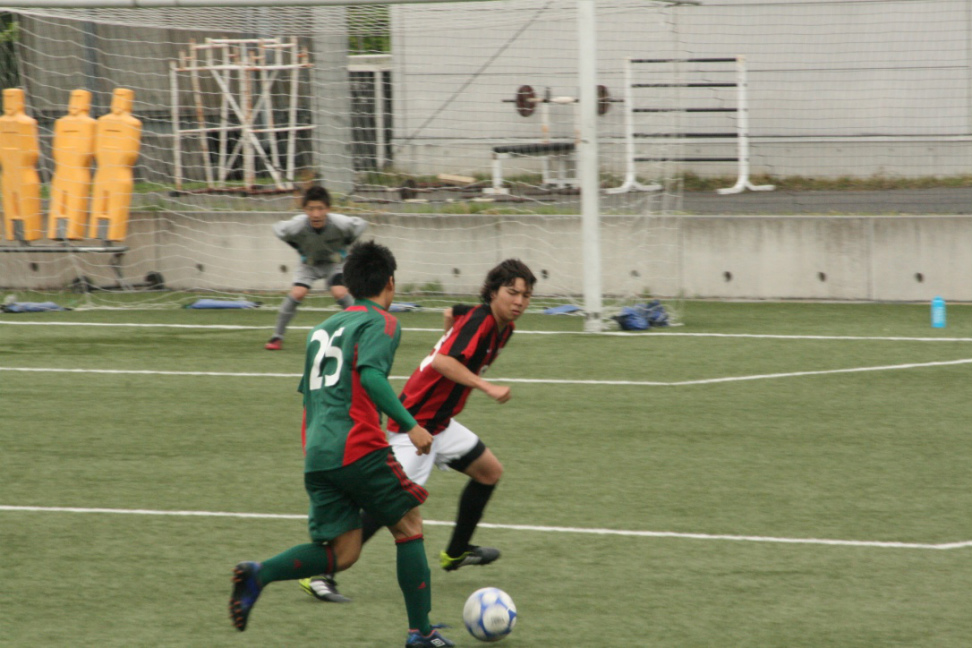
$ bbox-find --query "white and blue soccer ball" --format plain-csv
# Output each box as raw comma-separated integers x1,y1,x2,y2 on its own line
462,587,517,642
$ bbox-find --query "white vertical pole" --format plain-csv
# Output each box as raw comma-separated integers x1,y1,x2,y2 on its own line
578,0,602,332
170,61,182,191
241,44,255,188
216,44,229,186
736,55,751,185
375,67,387,169
259,41,283,187
188,46,214,188
286,39,301,186
619,59,635,182
607,58,660,194
718,55,774,194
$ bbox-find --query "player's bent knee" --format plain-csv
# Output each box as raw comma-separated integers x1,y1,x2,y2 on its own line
329,530,363,571
463,448,503,485
335,549,360,571
389,507,424,540
290,284,310,301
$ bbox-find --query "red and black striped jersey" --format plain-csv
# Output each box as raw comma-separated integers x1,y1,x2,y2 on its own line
388,304,514,435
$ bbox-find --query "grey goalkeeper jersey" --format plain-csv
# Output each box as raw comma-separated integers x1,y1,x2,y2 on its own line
272,212,368,266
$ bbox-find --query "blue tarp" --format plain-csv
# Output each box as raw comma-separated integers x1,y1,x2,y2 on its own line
543,304,582,315
1,301,70,313
186,299,260,309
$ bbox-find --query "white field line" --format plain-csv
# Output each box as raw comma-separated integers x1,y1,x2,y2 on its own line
2,358,971,386
2,320,972,342
0,505,967,551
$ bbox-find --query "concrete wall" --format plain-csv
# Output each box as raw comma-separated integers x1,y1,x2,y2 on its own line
3,213,969,302
678,216,972,301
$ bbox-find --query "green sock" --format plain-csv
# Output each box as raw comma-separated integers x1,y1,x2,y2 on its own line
396,536,432,635
258,542,335,586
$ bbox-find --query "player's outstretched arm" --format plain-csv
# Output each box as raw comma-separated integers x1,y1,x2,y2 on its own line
431,353,511,403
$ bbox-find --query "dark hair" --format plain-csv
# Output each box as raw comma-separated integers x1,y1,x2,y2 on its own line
302,185,331,207
480,258,536,304
343,240,397,300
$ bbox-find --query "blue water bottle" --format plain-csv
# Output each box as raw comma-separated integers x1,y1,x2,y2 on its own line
931,296,946,328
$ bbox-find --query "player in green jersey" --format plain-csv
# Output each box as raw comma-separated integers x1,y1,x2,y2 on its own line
229,241,455,648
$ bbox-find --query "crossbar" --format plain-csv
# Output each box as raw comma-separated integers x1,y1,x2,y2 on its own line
631,58,736,64
492,142,576,155
634,108,736,113
635,133,737,139
635,157,738,163
633,83,736,88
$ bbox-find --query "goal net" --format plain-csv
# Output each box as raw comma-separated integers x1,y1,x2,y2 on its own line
0,0,684,322
3,0,967,317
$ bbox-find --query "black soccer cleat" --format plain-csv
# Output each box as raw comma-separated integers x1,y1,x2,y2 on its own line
405,625,455,647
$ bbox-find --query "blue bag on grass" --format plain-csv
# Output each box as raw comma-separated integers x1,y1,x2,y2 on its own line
613,300,669,331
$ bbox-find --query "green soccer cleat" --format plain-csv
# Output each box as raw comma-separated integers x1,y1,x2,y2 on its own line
439,545,501,572
298,574,351,603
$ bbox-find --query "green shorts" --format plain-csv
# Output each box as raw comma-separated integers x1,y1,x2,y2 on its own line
305,447,428,543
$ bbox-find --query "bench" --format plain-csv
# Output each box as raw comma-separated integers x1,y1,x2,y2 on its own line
485,141,577,194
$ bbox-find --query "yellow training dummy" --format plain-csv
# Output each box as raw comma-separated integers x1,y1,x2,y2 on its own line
89,87,142,241
48,89,97,240
0,88,42,241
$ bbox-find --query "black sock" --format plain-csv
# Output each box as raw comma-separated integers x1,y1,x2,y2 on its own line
446,480,496,557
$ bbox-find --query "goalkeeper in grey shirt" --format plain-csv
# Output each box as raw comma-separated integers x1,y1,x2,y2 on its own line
265,186,367,350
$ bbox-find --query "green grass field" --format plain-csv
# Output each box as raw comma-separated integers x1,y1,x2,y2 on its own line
2,300,970,647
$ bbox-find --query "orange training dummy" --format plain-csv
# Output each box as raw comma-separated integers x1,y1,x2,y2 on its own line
48,89,97,240
89,87,141,241
0,88,42,241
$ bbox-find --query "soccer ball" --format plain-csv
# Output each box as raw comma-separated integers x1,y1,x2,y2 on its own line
462,587,517,642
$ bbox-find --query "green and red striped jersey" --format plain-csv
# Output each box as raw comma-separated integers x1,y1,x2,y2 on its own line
299,298,401,471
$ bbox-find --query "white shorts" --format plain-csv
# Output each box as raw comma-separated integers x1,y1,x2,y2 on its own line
388,419,482,487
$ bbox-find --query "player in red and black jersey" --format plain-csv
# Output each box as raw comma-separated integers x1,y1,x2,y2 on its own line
397,300,515,436
388,258,535,571
299,259,535,601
